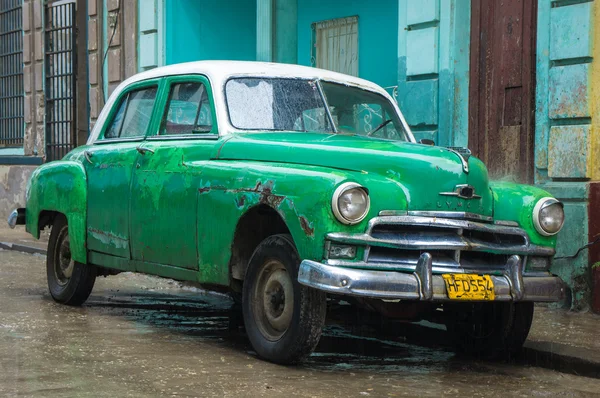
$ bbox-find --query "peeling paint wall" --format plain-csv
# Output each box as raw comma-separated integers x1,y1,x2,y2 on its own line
396,0,470,147
22,0,45,158
89,0,137,130
1,0,46,219
0,166,36,217
1,0,137,220
535,0,600,310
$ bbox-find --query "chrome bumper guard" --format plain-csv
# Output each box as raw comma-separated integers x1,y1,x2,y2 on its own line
298,253,566,302
7,208,25,229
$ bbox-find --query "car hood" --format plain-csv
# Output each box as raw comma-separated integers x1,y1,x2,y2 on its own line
217,132,493,215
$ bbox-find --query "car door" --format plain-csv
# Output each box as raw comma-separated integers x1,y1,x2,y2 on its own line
84,80,162,258
129,75,220,269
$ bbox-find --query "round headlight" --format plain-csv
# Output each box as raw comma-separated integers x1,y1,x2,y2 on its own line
332,182,370,225
533,197,565,236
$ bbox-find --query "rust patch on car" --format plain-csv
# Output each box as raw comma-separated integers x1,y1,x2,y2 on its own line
299,216,314,237
235,195,246,208
199,181,285,208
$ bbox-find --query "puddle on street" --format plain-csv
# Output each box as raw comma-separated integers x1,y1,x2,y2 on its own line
2,251,600,397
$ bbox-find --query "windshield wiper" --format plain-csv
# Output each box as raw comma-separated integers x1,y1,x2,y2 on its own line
367,119,392,136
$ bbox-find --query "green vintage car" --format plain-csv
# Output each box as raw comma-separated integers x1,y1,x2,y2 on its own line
8,61,566,364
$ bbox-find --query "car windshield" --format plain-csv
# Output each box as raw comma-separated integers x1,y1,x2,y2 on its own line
225,77,409,141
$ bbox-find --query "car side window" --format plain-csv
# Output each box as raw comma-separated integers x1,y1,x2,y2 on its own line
160,82,213,135
103,86,158,140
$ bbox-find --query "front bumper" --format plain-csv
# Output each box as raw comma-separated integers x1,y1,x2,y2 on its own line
7,208,25,229
298,253,566,302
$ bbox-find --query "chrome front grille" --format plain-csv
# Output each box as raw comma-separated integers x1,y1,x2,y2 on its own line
325,215,554,273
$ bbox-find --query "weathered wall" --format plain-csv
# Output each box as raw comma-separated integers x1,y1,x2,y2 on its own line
0,0,44,218
88,0,137,130
396,0,470,147
22,0,44,158
0,166,37,216
536,0,600,309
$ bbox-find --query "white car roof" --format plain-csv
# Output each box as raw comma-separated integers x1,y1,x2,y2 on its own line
121,60,386,94
88,61,414,143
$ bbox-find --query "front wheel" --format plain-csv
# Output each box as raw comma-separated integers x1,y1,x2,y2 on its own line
444,301,534,358
242,234,326,364
47,214,97,306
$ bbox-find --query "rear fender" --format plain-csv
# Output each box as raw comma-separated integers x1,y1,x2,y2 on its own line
26,161,87,263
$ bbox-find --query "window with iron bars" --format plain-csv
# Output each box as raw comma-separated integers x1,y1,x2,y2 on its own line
0,0,24,148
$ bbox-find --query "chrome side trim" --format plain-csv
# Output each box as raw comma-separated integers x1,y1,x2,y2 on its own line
146,134,219,141
298,257,566,302
407,211,493,222
93,137,144,145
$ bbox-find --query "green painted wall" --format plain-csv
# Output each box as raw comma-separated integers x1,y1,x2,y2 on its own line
165,0,257,64
296,0,399,88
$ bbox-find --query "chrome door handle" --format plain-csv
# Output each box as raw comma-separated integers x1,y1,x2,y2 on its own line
84,150,93,164
136,146,154,155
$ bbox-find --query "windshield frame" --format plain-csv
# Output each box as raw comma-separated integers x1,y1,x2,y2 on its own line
223,76,413,142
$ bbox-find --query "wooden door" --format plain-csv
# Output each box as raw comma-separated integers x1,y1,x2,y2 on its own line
469,0,537,183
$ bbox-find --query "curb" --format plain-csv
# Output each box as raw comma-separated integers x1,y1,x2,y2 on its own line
522,341,600,379
0,241,47,256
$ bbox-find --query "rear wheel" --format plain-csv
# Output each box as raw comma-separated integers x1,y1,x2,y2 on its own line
444,301,534,358
47,214,96,305
242,234,326,364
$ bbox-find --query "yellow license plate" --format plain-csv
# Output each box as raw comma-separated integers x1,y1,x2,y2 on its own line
442,274,495,301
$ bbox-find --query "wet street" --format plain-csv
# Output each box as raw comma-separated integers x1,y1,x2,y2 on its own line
1,250,600,397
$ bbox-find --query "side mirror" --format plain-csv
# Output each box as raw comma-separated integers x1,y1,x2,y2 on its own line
419,138,435,146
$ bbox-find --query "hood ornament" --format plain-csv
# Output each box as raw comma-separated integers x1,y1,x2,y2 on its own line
439,184,481,200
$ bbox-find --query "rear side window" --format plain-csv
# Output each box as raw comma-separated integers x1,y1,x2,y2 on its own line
103,86,158,139
160,82,213,135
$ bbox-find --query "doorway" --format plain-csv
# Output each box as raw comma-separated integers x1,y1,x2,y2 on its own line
468,0,537,183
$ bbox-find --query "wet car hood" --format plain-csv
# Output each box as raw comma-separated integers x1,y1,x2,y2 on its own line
217,132,493,215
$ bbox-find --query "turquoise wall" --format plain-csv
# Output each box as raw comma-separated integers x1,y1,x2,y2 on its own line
296,0,399,88
165,0,257,64
397,0,470,148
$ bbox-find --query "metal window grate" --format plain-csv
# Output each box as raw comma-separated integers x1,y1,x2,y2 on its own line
0,0,24,147
45,1,76,161
311,16,359,77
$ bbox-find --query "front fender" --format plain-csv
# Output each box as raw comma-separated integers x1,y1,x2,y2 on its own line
490,181,557,247
26,160,87,263
196,161,408,280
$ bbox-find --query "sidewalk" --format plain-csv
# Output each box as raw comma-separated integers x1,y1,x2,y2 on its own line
0,224,48,254
0,224,599,377
525,306,600,377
